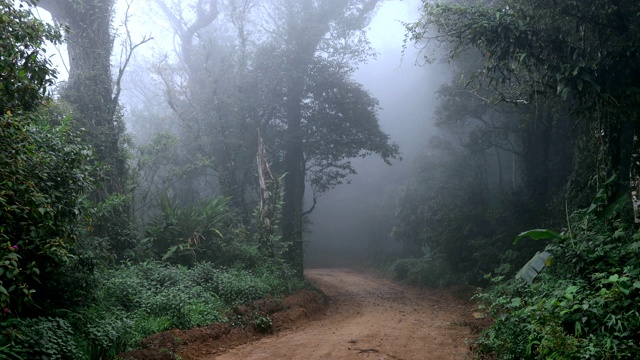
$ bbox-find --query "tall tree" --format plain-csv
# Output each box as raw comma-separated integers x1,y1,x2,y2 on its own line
252,0,398,274
152,0,260,217
147,0,399,274
407,0,640,217
37,0,147,255
37,0,125,198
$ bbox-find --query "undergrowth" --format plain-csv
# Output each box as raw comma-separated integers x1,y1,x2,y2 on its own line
475,209,640,359
0,261,305,359
388,248,460,288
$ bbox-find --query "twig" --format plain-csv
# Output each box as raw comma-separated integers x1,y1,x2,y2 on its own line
348,343,382,354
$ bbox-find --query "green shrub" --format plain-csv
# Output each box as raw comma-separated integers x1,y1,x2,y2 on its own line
0,317,84,360
253,315,272,333
0,110,94,315
83,313,134,359
74,260,303,354
143,194,229,266
476,212,640,359
66,258,302,358
389,246,459,287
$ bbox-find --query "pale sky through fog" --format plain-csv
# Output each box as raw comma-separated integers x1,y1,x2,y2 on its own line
40,0,423,83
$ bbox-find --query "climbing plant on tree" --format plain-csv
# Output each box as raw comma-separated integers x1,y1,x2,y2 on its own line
36,0,151,257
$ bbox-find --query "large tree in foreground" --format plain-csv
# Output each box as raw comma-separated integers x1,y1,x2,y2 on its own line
37,0,149,255
37,0,125,197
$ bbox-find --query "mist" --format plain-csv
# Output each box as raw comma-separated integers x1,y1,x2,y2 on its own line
305,0,451,267
5,0,640,357
78,0,454,268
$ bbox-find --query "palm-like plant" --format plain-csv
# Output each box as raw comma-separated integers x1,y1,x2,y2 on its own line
144,194,229,266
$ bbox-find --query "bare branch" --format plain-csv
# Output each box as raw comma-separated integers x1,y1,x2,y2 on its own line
153,0,219,71
301,194,317,217
113,0,153,104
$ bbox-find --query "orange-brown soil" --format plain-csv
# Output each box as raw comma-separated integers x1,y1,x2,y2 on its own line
119,268,487,360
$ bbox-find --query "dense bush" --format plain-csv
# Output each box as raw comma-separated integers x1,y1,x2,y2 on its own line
389,245,459,287
0,111,94,315
476,210,640,359
64,261,304,358
0,317,83,360
0,0,61,115
142,194,229,265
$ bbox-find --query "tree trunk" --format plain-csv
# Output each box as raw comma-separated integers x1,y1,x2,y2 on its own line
521,106,553,204
282,76,306,276
39,0,124,197
39,0,132,256
630,121,640,224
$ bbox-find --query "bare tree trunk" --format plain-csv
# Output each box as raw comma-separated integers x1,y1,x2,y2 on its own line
629,122,640,224
282,75,306,276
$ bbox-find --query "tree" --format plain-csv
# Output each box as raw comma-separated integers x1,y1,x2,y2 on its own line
37,0,124,196
37,0,150,255
0,0,60,115
152,0,260,217
407,0,640,218
148,0,399,274
0,0,94,315
253,0,399,275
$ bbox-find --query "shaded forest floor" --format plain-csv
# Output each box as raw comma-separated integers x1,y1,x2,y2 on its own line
120,268,488,360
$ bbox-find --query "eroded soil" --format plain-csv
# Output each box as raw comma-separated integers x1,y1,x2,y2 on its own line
120,268,486,360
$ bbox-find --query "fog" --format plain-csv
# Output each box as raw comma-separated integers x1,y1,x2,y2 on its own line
305,1,450,267
9,1,639,357
76,0,452,268
39,0,453,268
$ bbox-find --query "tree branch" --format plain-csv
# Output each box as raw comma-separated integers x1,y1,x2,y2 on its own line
113,0,153,104
301,195,317,217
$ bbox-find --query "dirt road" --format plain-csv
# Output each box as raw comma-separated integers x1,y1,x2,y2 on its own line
208,268,475,360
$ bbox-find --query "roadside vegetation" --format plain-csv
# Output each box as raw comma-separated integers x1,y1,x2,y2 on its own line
2,0,639,359
1,0,347,358
395,0,640,358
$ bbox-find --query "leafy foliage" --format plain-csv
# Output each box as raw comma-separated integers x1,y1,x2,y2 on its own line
0,109,94,315
407,0,640,111
391,137,542,283
407,0,640,204
0,0,61,114
389,246,458,288
477,211,640,359
0,317,83,360
71,261,303,358
143,194,229,266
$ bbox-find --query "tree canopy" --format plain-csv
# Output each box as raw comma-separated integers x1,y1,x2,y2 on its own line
0,0,61,114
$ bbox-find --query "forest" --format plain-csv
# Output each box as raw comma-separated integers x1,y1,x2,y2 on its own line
1,0,639,359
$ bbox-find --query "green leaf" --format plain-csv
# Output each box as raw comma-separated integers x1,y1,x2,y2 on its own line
514,229,561,244
598,191,628,220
